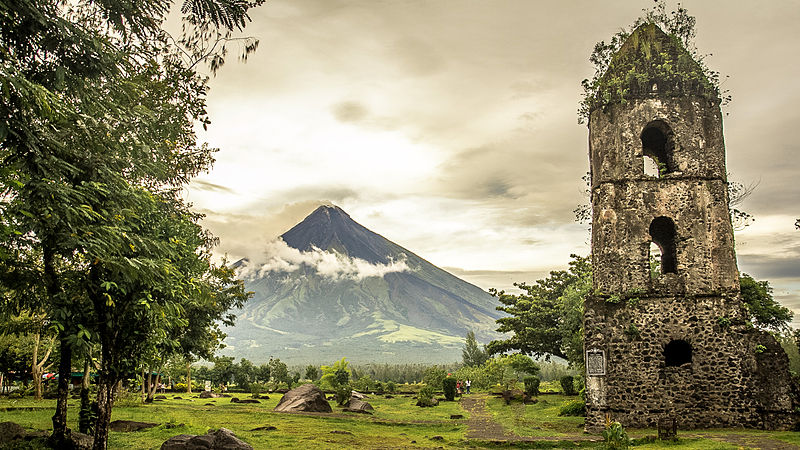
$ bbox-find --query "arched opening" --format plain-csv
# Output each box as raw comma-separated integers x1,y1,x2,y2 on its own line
649,216,677,274
664,340,692,367
641,121,675,176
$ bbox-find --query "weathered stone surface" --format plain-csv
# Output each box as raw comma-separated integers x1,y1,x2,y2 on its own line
274,384,332,413
343,398,373,414
350,391,368,399
199,391,220,399
109,420,158,432
0,422,25,444
155,395,167,400
583,26,799,432
161,428,253,450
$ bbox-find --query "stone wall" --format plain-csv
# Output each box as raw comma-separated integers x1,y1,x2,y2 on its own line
585,94,798,432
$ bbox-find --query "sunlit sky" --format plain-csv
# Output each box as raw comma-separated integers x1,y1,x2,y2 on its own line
182,0,800,325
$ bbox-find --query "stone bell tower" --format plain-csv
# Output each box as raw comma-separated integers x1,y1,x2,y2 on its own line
583,23,797,431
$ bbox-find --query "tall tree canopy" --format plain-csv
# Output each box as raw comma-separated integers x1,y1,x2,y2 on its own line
0,0,262,447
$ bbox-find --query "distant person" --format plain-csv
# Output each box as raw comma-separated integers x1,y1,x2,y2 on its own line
456,380,462,395
465,379,471,394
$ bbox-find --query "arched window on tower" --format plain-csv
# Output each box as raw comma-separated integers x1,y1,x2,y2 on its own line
641,120,675,177
649,216,677,275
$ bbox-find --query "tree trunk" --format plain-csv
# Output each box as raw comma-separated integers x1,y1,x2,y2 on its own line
145,370,160,403
32,332,41,400
82,356,91,390
141,368,146,400
144,371,153,403
32,330,54,401
51,334,72,442
92,374,117,450
186,363,192,394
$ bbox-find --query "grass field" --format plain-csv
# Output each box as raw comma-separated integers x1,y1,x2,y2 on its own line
0,393,467,449
2,391,799,449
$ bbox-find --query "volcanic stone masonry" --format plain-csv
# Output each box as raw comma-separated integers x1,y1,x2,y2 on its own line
583,23,798,431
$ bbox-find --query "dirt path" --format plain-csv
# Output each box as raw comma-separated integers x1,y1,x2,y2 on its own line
459,395,797,449
460,394,522,441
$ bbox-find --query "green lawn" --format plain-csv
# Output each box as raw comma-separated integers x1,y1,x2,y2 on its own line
0,393,467,449
2,393,799,449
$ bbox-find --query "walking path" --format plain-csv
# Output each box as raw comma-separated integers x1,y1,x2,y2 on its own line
459,393,799,449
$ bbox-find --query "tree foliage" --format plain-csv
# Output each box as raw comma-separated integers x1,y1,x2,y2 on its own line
0,0,262,446
739,273,792,332
579,0,727,123
488,255,590,367
461,330,489,367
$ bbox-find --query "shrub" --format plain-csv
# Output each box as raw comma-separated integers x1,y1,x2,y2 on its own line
114,389,143,407
335,384,351,406
173,383,188,392
385,381,396,393
523,376,540,397
442,377,456,401
560,375,576,395
559,399,586,416
416,385,437,407
374,381,383,393
602,421,630,449
352,375,374,393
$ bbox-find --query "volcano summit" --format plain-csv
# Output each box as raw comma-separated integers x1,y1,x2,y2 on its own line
222,205,502,364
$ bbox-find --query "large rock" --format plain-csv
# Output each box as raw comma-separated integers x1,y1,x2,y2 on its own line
273,384,332,413
109,420,158,432
161,428,252,450
0,422,25,445
343,398,373,414
199,391,221,399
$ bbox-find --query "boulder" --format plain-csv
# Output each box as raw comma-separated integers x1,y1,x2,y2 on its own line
343,398,374,414
0,422,25,445
274,384,332,413
450,414,464,419
155,395,168,400
230,397,240,403
48,431,93,450
350,391,368,399
238,399,261,404
416,397,439,407
109,420,158,432
161,428,253,450
199,391,220,399
173,396,182,400
250,425,277,431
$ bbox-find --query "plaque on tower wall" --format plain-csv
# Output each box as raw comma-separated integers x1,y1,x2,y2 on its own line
586,349,605,376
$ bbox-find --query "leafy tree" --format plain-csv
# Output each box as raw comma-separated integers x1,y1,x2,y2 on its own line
305,364,319,381
0,0,263,445
462,330,489,367
740,274,792,332
320,357,350,390
268,357,290,386
488,255,590,367
422,366,448,390
255,363,271,383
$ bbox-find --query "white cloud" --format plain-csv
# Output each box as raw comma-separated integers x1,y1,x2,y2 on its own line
241,238,410,281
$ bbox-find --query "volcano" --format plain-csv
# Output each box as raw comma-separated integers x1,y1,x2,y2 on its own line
222,205,502,364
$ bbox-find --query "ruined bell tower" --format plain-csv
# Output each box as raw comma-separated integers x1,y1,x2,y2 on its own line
583,23,797,431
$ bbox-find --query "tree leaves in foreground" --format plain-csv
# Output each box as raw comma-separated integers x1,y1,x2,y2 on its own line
0,0,262,447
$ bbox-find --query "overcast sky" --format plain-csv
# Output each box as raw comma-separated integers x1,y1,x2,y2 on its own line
183,0,800,325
